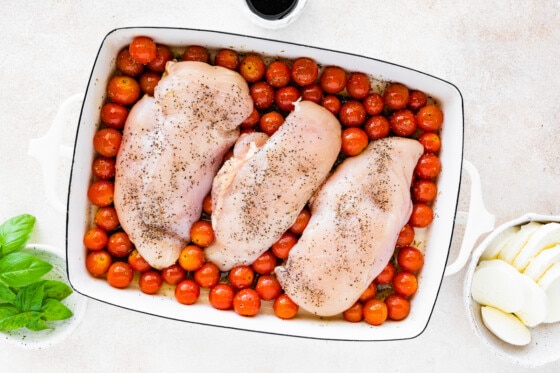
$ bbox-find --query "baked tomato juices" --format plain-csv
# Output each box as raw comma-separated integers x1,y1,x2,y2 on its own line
84,36,443,325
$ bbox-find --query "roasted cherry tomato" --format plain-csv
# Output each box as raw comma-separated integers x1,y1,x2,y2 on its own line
116,48,144,76
409,203,434,228
214,48,240,70
161,264,186,285
139,270,163,294
396,223,415,247
233,288,261,317
139,71,161,96
358,281,378,303
94,206,119,231
416,104,444,131
341,127,369,156
301,83,323,103
87,180,114,207
255,274,282,301
275,86,300,112
385,293,411,321
363,299,388,326
83,227,108,251
363,93,384,115
273,294,299,320
319,66,347,94
107,261,134,289
271,231,298,259
190,220,214,247
259,111,284,136
392,271,418,297
107,76,141,106
383,82,409,111
250,81,275,110
178,244,205,272
128,249,152,273
289,208,311,235
266,60,291,88
321,95,341,115
182,45,209,63
147,44,173,73
228,265,255,290
239,54,266,83
339,100,366,127
194,262,220,288
346,72,371,99
202,194,213,215
397,246,424,273
93,128,122,158
100,102,129,130
418,132,441,154
106,231,133,258
407,90,428,111
92,156,116,180
252,250,277,275
209,283,235,310
342,301,363,323
390,109,417,137
241,107,260,129
412,179,437,203
415,153,442,179
291,57,318,86
364,115,390,140
374,262,395,285
175,279,200,305
86,250,112,276
129,36,157,64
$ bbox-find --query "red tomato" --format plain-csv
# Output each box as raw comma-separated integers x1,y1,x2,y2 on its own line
252,250,277,275
190,220,214,247
291,57,318,86
385,293,411,321
87,180,114,207
259,111,285,136
214,48,240,71
116,48,144,76
339,100,366,127
319,66,347,94
209,283,235,310
289,208,311,235
255,275,282,301
363,93,384,115
321,95,341,115
92,156,116,179
239,54,266,83
194,262,220,288
271,232,298,259
241,107,260,129
94,206,119,231
139,71,161,96
250,81,275,110
392,271,418,297
174,279,200,305
93,128,122,158
273,294,299,319
342,302,364,323
396,224,415,247
147,44,173,73
85,250,112,276
409,203,434,228
178,244,205,271
100,103,129,130
408,90,428,111
413,179,437,203
228,265,255,290
129,36,157,64
107,262,134,289
341,127,369,156
300,83,323,103
374,262,395,285
415,153,442,179
416,104,444,131
202,194,213,215
83,227,108,251
390,109,417,137
364,115,390,140
346,72,371,99
418,132,441,154
383,82,409,110
107,231,133,258
358,281,378,302
233,288,261,317
266,60,291,88
107,76,140,106
275,86,300,112
139,270,163,294
161,264,186,285
182,45,209,63
128,249,151,273
397,246,424,273
363,299,388,326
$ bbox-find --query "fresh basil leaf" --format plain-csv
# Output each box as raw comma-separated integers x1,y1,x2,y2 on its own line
0,214,36,258
0,311,42,332
15,282,45,312
26,318,51,331
42,280,73,301
41,298,73,321
0,304,18,319
0,283,16,304
0,252,52,288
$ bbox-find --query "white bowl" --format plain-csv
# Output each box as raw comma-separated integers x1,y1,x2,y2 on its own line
464,213,560,367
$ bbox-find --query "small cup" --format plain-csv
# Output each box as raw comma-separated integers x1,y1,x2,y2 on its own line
240,0,308,29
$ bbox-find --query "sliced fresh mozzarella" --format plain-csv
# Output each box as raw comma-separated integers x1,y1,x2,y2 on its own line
471,260,525,313
481,305,531,346
513,222,560,271
498,221,541,264
537,262,560,323
481,226,520,261
513,272,548,327
523,244,560,281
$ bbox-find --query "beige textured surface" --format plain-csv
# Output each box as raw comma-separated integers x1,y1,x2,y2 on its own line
1,1,559,371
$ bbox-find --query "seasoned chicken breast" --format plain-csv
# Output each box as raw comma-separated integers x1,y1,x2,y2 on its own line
114,61,252,269
275,137,424,316
205,101,342,271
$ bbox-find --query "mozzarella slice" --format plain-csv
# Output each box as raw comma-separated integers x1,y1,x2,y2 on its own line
481,306,531,346
471,260,525,313
513,272,548,327
513,222,560,271
481,226,520,261
523,244,560,281
498,222,542,264
537,262,560,323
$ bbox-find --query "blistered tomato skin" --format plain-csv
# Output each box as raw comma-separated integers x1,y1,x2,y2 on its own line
291,57,318,86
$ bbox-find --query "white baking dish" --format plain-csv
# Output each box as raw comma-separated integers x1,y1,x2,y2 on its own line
64,27,466,341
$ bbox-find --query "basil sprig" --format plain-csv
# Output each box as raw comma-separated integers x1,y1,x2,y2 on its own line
0,214,73,332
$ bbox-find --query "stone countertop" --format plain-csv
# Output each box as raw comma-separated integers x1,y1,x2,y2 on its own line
1,1,559,371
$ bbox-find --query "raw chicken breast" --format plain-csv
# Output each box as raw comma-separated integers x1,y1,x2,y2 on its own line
275,137,423,316
114,61,252,269
205,101,342,271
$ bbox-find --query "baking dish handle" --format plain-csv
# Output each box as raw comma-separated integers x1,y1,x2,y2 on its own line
28,93,83,213
444,160,496,276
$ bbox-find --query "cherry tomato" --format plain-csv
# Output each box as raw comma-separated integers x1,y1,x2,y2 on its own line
343,302,364,323
139,270,163,294
209,283,235,310
241,107,260,129
290,208,311,235
321,95,341,115
392,271,418,297
273,294,299,320
397,246,424,273
396,223,415,247
233,288,261,317
409,203,434,228
100,103,129,130
418,132,441,154
259,111,284,136
161,264,186,285
255,274,282,301
107,261,134,289
228,265,255,290
106,231,133,258
416,104,444,131
147,44,173,73
194,262,220,288
174,279,200,305
92,156,116,180
271,231,298,259
252,250,277,275
116,48,144,76
346,72,371,99
339,100,367,127
363,93,384,115
341,127,369,156
358,281,378,302
408,90,428,111
413,179,437,203
266,60,291,88
86,250,112,276
94,206,119,231
178,244,205,272
239,54,266,83
182,45,209,63
374,262,395,285
363,299,388,326
190,220,214,247
93,128,122,158
301,83,323,103
107,76,141,106
275,86,300,112
415,153,442,179
385,293,410,321
202,194,213,215
139,71,161,96
291,57,318,86
83,227,108,251
87,180,114,207
364,115,390,140
319,66,347,94
383,82,409,111
390,109,417,137
214,48,240,70
128,249,151,273
129,36,157,64
250,81,275,110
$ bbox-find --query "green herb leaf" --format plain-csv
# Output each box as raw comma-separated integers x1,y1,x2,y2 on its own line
41,298,73,321
0,252,52,288
15,282,45,312
0,214,35,258
0,304,18,319
0,283,16,304
42,280,73,301
26,318,51,331
0,310,42,332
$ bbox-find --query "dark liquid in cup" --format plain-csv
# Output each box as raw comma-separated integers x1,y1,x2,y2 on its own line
246,0,299,20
